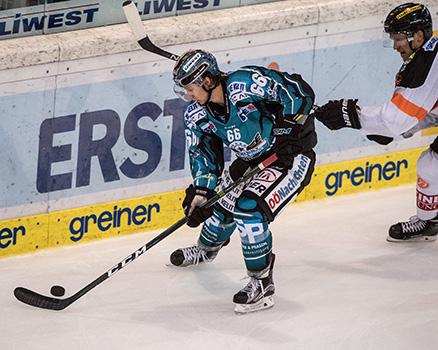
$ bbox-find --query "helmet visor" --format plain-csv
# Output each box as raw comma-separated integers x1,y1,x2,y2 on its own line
382,31,393,48
173,84,193,102
175,63,209,87
173,76,205,102
382,31,411,48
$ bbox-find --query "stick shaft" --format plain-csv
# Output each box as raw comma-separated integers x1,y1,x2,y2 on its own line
122,1,179,61
14,154,278,310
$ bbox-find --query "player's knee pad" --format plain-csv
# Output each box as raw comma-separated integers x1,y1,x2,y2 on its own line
416,146,438,220
199,207,236,249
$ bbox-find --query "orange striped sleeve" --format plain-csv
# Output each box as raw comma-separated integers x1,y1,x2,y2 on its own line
391,92,428,121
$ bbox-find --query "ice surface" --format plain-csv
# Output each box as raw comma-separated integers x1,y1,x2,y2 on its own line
2,184,438,350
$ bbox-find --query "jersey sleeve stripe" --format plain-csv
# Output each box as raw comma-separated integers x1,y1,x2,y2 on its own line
391,92,428,121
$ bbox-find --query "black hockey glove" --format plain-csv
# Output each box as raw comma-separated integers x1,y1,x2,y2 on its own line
229,157,251,181
275,137,303,170
272,123,304,170
366,134,394,145
313,99,361,130
182,185,216,228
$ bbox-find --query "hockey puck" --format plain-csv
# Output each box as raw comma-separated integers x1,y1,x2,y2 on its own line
50,285,65,297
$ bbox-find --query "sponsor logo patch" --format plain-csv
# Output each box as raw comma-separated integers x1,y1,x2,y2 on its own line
245,168,282,195
417,190,438,211
341,100,352,127
417,176,429,189
273,127,292,136
266,156,310,211
182,52,202,72
396,4,422,20
237,104,257,122
424,37,438,52
200,121,217,133
254,169,279,182
230,92,248,105
185,104,206,125
228,82,246,93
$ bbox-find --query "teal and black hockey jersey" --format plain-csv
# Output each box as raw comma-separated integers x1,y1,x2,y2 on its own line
184,65,316,190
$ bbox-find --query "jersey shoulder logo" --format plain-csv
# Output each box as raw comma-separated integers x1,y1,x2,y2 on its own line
237,103,257,122
184,103,207,126
230,92,248,105
228,81,249,105
228,82,246,93
200,121,217,133
424,37,438,52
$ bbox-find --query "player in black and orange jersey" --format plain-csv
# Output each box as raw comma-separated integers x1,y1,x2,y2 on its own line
313,3,438,242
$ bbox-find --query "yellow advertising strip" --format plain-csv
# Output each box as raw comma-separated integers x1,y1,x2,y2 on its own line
0,190,185,259
298,147,425,202
0,147,426,259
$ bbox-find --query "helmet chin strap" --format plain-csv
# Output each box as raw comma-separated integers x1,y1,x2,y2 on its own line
200,78,219,106
407,35,415,51
203,87,213,105
406,30,425,52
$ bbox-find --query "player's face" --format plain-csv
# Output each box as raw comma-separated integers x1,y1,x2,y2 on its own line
183,83,210,105
389,31,424,61
390,33,414,61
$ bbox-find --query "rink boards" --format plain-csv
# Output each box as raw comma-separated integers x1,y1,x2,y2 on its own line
1,0,438,258
0,146,426,258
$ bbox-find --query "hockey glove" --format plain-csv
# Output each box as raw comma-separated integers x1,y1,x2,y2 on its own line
313,99,361,130
272,114,315,169
271,128,303,170
275,138,303,170
229,158,251,181
183,185,216,227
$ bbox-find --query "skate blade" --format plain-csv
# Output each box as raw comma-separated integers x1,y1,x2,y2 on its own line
164,263,194,268
165,263,180,268
386,235,438,243
234,295,274,314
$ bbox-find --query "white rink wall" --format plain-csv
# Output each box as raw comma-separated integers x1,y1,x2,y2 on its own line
0,0,437,257
0,0,436,215
1,0,437,70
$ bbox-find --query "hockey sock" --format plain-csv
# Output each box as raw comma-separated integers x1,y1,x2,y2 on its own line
234,196,272,271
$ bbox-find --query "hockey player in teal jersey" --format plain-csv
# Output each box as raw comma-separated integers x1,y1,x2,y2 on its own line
170,49,317,313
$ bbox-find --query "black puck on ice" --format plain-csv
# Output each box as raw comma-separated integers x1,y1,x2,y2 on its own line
50,285,65,297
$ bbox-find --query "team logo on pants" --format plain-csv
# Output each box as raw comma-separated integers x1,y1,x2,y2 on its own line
417,176,430,189
254,169,279,182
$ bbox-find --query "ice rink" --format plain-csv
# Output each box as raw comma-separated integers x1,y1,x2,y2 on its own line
2,184,438,350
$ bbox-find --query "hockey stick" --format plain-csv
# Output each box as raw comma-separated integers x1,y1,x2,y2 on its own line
122,0,179,61
14,153,278,311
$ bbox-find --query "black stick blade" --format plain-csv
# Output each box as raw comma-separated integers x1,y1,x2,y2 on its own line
14,287,68,311
122,0,179,61
137,37,179,61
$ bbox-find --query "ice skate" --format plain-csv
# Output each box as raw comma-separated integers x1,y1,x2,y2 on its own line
170,238,229,267
233,254,275,314
387,215,438,242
